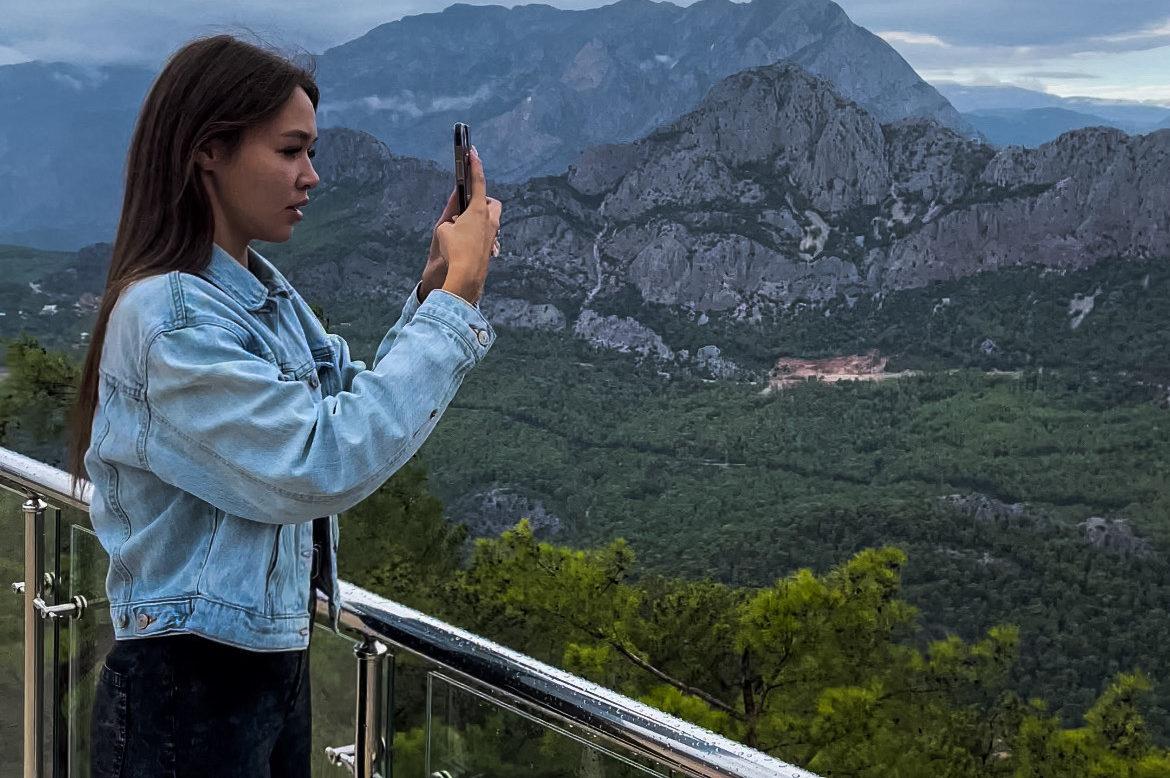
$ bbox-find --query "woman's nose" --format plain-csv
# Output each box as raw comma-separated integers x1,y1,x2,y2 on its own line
300,160,320,190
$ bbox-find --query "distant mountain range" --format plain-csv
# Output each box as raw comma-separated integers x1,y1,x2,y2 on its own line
933,82,1170,146
0,0,965,250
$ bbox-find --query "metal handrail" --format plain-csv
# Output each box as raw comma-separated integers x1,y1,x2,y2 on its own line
325,584,812,778
1,446,815,778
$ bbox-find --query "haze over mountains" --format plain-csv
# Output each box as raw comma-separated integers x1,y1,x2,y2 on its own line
936,82,1170,147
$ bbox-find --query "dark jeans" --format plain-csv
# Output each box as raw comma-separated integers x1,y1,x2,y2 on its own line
90,633,311,778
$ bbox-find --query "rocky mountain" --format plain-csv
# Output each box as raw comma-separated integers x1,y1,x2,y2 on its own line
265,62,1168,366
469,64,1169,334
314,0,969,182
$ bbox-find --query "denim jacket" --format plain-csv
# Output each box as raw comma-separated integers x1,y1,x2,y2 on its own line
84,243,494,651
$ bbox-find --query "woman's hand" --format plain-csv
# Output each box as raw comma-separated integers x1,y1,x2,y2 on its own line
419,188,461,301
435,146,502,305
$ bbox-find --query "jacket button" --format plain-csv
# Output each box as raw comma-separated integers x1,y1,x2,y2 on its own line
476,329,490,346
118,614,129,629
136,613,152,630
308,373,320,388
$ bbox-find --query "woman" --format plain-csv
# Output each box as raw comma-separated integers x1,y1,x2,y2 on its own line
64,35,502,777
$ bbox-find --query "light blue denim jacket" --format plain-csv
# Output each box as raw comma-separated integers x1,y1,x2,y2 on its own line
84,243,494,651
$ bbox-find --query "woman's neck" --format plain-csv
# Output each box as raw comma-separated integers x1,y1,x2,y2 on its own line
214,237,249,269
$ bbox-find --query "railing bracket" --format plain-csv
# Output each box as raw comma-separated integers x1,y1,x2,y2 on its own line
33,595,87,620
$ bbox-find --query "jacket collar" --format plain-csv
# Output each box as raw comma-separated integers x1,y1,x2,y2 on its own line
199,243,295,311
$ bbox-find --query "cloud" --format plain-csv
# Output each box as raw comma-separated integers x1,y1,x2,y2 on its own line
841,0,1170,50
1021,71,1101,80
1100,18,1170,43
319,83,495,118
0,44,31,66
877,31,950,48
870,23,1170,77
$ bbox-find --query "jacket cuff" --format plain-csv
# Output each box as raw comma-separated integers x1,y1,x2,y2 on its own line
406,282,424,318
415,289,496,363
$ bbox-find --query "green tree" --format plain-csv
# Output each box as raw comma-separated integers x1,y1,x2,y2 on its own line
1014,673,1170,777
0,335,79,465
456,523,1021,776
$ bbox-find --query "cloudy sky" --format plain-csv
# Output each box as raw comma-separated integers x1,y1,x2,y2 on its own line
0,0,1167,103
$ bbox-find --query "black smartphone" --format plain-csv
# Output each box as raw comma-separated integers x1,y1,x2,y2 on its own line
453,122,471,214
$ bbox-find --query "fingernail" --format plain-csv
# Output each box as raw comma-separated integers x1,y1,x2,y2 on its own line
471,145,479,157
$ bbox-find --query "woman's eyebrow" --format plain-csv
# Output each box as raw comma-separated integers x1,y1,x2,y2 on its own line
280,130,318,143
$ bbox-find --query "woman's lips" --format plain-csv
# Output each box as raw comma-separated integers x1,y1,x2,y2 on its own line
287,206,304,220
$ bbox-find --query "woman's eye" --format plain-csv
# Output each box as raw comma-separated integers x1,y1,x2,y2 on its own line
308,148,316,159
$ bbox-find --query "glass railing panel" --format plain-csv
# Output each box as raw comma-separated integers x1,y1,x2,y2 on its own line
310,627,370,776
0,489,27,777
0,488,95,778
65,522,112,778
425,671,678,778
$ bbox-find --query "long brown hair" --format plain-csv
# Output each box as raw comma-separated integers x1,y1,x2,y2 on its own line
65,35,318,496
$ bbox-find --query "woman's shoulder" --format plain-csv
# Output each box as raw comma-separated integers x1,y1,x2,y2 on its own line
108,273,182,342
111,271,254,337
103,272,256,376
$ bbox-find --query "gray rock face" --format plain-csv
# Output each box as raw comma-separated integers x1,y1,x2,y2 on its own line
940,493,1029,525
499,64,1169,321
695,345,743,379
1079,517,1154,558
877,127,1170,288
573,309,673,359
480,296,567,331
450,487,563,539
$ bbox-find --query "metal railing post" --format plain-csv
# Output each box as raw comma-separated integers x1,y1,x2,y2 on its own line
22,496,45,778
325,637,390,777
354,638,389,778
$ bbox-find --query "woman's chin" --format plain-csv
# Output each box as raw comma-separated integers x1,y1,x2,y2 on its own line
261,226,295,244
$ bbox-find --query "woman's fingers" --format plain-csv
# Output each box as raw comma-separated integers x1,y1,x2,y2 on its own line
486,197,502,230
467,145,487,205
437,187,460,223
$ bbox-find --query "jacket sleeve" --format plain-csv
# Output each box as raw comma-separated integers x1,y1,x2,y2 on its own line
142,289,495,524
326,282,424,393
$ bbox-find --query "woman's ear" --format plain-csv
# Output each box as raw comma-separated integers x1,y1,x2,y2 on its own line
194,139,226,172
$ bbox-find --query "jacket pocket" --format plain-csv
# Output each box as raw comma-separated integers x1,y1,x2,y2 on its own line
195,509,223,595
264,524,283,611
90,663,128,777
